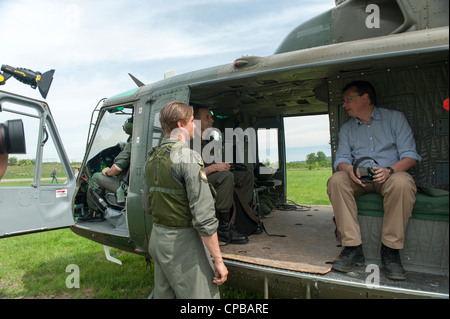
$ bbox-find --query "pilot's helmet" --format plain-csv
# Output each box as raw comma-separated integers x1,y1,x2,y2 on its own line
123,117,133,135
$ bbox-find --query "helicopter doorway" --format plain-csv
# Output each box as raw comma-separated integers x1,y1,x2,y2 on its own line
73,104,134,239
283,115,332,206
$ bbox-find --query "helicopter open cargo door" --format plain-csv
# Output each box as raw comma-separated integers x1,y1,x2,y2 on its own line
0,91,75,238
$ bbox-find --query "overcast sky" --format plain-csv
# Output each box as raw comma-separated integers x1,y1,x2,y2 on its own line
1,0,335,162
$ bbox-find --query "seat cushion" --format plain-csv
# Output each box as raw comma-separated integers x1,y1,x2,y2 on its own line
356,188,449,222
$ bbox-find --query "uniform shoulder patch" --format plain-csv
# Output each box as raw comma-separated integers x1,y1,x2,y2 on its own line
193,151,204,166
200,169,208,183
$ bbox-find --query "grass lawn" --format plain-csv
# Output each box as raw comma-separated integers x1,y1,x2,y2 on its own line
287,168,332,205
0,230,153,299
0,168,332,299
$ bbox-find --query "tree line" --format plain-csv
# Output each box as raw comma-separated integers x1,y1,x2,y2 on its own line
6,157,35,166
286,151,331,170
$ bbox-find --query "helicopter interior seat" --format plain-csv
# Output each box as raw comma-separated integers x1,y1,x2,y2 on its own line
104,167,130,210
105,193,125,210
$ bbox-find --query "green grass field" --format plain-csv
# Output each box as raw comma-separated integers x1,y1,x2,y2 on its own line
286,169,332,206
0,167,332,299
0,162,75,186
0,230,153,299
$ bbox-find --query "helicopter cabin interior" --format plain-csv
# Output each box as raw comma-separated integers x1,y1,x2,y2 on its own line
188,58,449,277
73,45,448,283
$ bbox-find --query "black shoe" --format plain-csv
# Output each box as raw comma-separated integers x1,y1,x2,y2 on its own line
381,244,406,280
217,218,249,244
217,211,249,244
218,227,249,244
253,223,263,235
333,245,365,273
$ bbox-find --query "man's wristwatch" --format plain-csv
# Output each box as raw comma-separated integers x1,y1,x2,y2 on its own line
387,167,395,175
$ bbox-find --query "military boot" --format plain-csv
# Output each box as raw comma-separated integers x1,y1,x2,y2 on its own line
217,211,249,244
381,243,406,280
332,245,365,273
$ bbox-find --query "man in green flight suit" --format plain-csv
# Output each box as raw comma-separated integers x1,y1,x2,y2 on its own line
144,101,228,299
193,107,253,244
87,117,133,210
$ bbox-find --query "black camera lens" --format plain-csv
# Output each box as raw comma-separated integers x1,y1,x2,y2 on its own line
0,119,26,154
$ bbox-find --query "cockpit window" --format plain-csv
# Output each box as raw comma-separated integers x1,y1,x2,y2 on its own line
87,106,133,162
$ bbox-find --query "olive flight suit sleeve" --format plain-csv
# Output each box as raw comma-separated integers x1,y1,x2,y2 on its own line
114,142,132,171
174,148,218,237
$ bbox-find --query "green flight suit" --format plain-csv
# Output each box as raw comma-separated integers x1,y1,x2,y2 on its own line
194,134,254,213
144,137,219,299
88,142,131,209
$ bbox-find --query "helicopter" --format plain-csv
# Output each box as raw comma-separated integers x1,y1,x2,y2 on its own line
0,0,448,298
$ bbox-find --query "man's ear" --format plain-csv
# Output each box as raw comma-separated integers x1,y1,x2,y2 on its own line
361,92,369,102
177,120,185,129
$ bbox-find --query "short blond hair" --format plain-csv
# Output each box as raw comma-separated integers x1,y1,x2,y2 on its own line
160,101,193,135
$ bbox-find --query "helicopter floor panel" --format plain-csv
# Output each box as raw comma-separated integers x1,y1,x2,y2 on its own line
220,206,341,274
75,219,129,238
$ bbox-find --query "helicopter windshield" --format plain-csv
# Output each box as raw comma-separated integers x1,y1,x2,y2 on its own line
87,106,134,163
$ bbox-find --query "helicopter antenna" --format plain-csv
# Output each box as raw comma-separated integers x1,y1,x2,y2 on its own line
128,73,145,87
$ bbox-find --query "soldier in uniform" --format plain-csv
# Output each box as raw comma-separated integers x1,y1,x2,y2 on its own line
87,117,133,209
143,101,227,299
193,107,253,244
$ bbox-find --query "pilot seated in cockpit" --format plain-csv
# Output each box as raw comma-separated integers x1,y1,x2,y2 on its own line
87,117,132,211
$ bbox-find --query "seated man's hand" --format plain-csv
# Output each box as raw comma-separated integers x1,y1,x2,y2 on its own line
204,162,230,175
348,165,368,187
102,167,110,176
371,166,391,184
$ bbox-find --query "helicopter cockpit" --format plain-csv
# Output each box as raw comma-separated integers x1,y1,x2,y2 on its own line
74,104,134,236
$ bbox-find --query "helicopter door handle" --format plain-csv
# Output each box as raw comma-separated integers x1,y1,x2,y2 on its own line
42,126,49,146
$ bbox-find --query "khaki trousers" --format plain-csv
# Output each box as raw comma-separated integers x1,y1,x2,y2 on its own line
327,171,417,249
